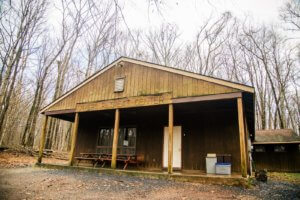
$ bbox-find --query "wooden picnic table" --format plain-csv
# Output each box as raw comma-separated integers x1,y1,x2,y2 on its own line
75,153,142,169
75,153,102,167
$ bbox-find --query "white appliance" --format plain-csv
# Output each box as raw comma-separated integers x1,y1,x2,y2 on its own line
206,153,217,174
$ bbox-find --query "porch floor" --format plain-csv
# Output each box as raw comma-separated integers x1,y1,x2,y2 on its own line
35,163,249,187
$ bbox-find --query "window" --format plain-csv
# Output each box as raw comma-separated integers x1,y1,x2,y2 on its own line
254,145,265,152
97,128,113,146
114,78,125,92
97,127,136,155
117,128,136,154
124,128,136,148
274,145,286,152
97,128,113,154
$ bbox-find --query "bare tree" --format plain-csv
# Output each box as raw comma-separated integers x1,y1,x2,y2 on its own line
280,0,300,32
145,23,182,66
21,35,68,147
0,0,47,143
45,0,91,150
83,0,118,77
237,25,299,130
115,29,149,60
192,12,232,75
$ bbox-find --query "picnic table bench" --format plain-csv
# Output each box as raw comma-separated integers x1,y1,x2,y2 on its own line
75,153,143,170
75,153,103,167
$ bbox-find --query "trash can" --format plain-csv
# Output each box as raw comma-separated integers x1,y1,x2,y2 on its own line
206,153,217,174
216,163,231,175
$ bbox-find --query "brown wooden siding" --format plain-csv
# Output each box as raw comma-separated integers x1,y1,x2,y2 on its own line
176,100,241,172
74,101,242,172
47,62,239,112
75,120,99,157
135,112,166,169
253,144,300,172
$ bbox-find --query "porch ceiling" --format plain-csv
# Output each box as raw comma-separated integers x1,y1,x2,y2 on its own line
46,93,254,140
174,98,236,114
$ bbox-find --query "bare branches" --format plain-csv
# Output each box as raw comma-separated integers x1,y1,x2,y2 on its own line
0,0,47,143
0,0,300,148
189,12,232,75
83,0,118,77
239,25,299,129
280,0,300,32
145,23,182,66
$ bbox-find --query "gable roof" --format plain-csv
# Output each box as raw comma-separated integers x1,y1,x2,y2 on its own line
40,57,254,113
254,129,300,144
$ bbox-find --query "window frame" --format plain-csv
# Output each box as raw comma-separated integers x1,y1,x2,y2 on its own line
114,77,125,92
274,145,286,153
96,126,137,155
254,145,266,152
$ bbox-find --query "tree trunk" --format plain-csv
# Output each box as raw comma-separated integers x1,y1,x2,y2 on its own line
0,48,22,142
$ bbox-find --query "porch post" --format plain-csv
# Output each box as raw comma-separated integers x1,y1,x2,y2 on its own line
68,112,79,166
37,115,48,164
111,109,120,169
237,97,248,177
244,116,251,176
168,104,174,174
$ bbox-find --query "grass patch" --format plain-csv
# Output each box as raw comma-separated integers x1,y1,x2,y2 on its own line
269,172,300,184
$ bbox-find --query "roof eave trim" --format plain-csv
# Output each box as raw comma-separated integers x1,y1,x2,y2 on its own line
253,141,300,144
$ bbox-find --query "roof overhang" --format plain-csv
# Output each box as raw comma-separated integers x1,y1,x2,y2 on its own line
252,141,300,145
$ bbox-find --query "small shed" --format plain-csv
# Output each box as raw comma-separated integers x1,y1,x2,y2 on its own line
37,57,255,177
252,129,300,172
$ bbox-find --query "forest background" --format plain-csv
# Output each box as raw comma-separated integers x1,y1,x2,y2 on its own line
0,0,299,151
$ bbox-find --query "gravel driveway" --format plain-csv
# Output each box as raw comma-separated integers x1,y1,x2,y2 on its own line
0,167,299,200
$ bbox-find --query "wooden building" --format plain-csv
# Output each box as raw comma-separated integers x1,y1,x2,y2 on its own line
37,57,255,177
253,129,300,172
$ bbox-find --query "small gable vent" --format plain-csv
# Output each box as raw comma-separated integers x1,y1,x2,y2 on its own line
115,78,125,92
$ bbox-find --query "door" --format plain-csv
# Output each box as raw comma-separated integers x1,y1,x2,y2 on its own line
163,126,182,169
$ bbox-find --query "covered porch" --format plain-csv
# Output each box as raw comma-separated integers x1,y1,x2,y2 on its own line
37,92,254,178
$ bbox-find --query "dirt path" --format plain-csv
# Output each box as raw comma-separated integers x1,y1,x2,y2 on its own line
0,167,299,200
0,152,299,200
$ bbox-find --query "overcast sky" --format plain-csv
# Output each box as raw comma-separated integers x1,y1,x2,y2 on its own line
122,0,287,39
47,0,288,40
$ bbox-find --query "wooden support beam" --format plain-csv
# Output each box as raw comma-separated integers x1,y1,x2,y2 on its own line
111,109,120,169
68,112,79,166
172,92,242,104
244,116,251,176
37,115,48,163
168,104,174,174
237,97,248,177
76,93,172,113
